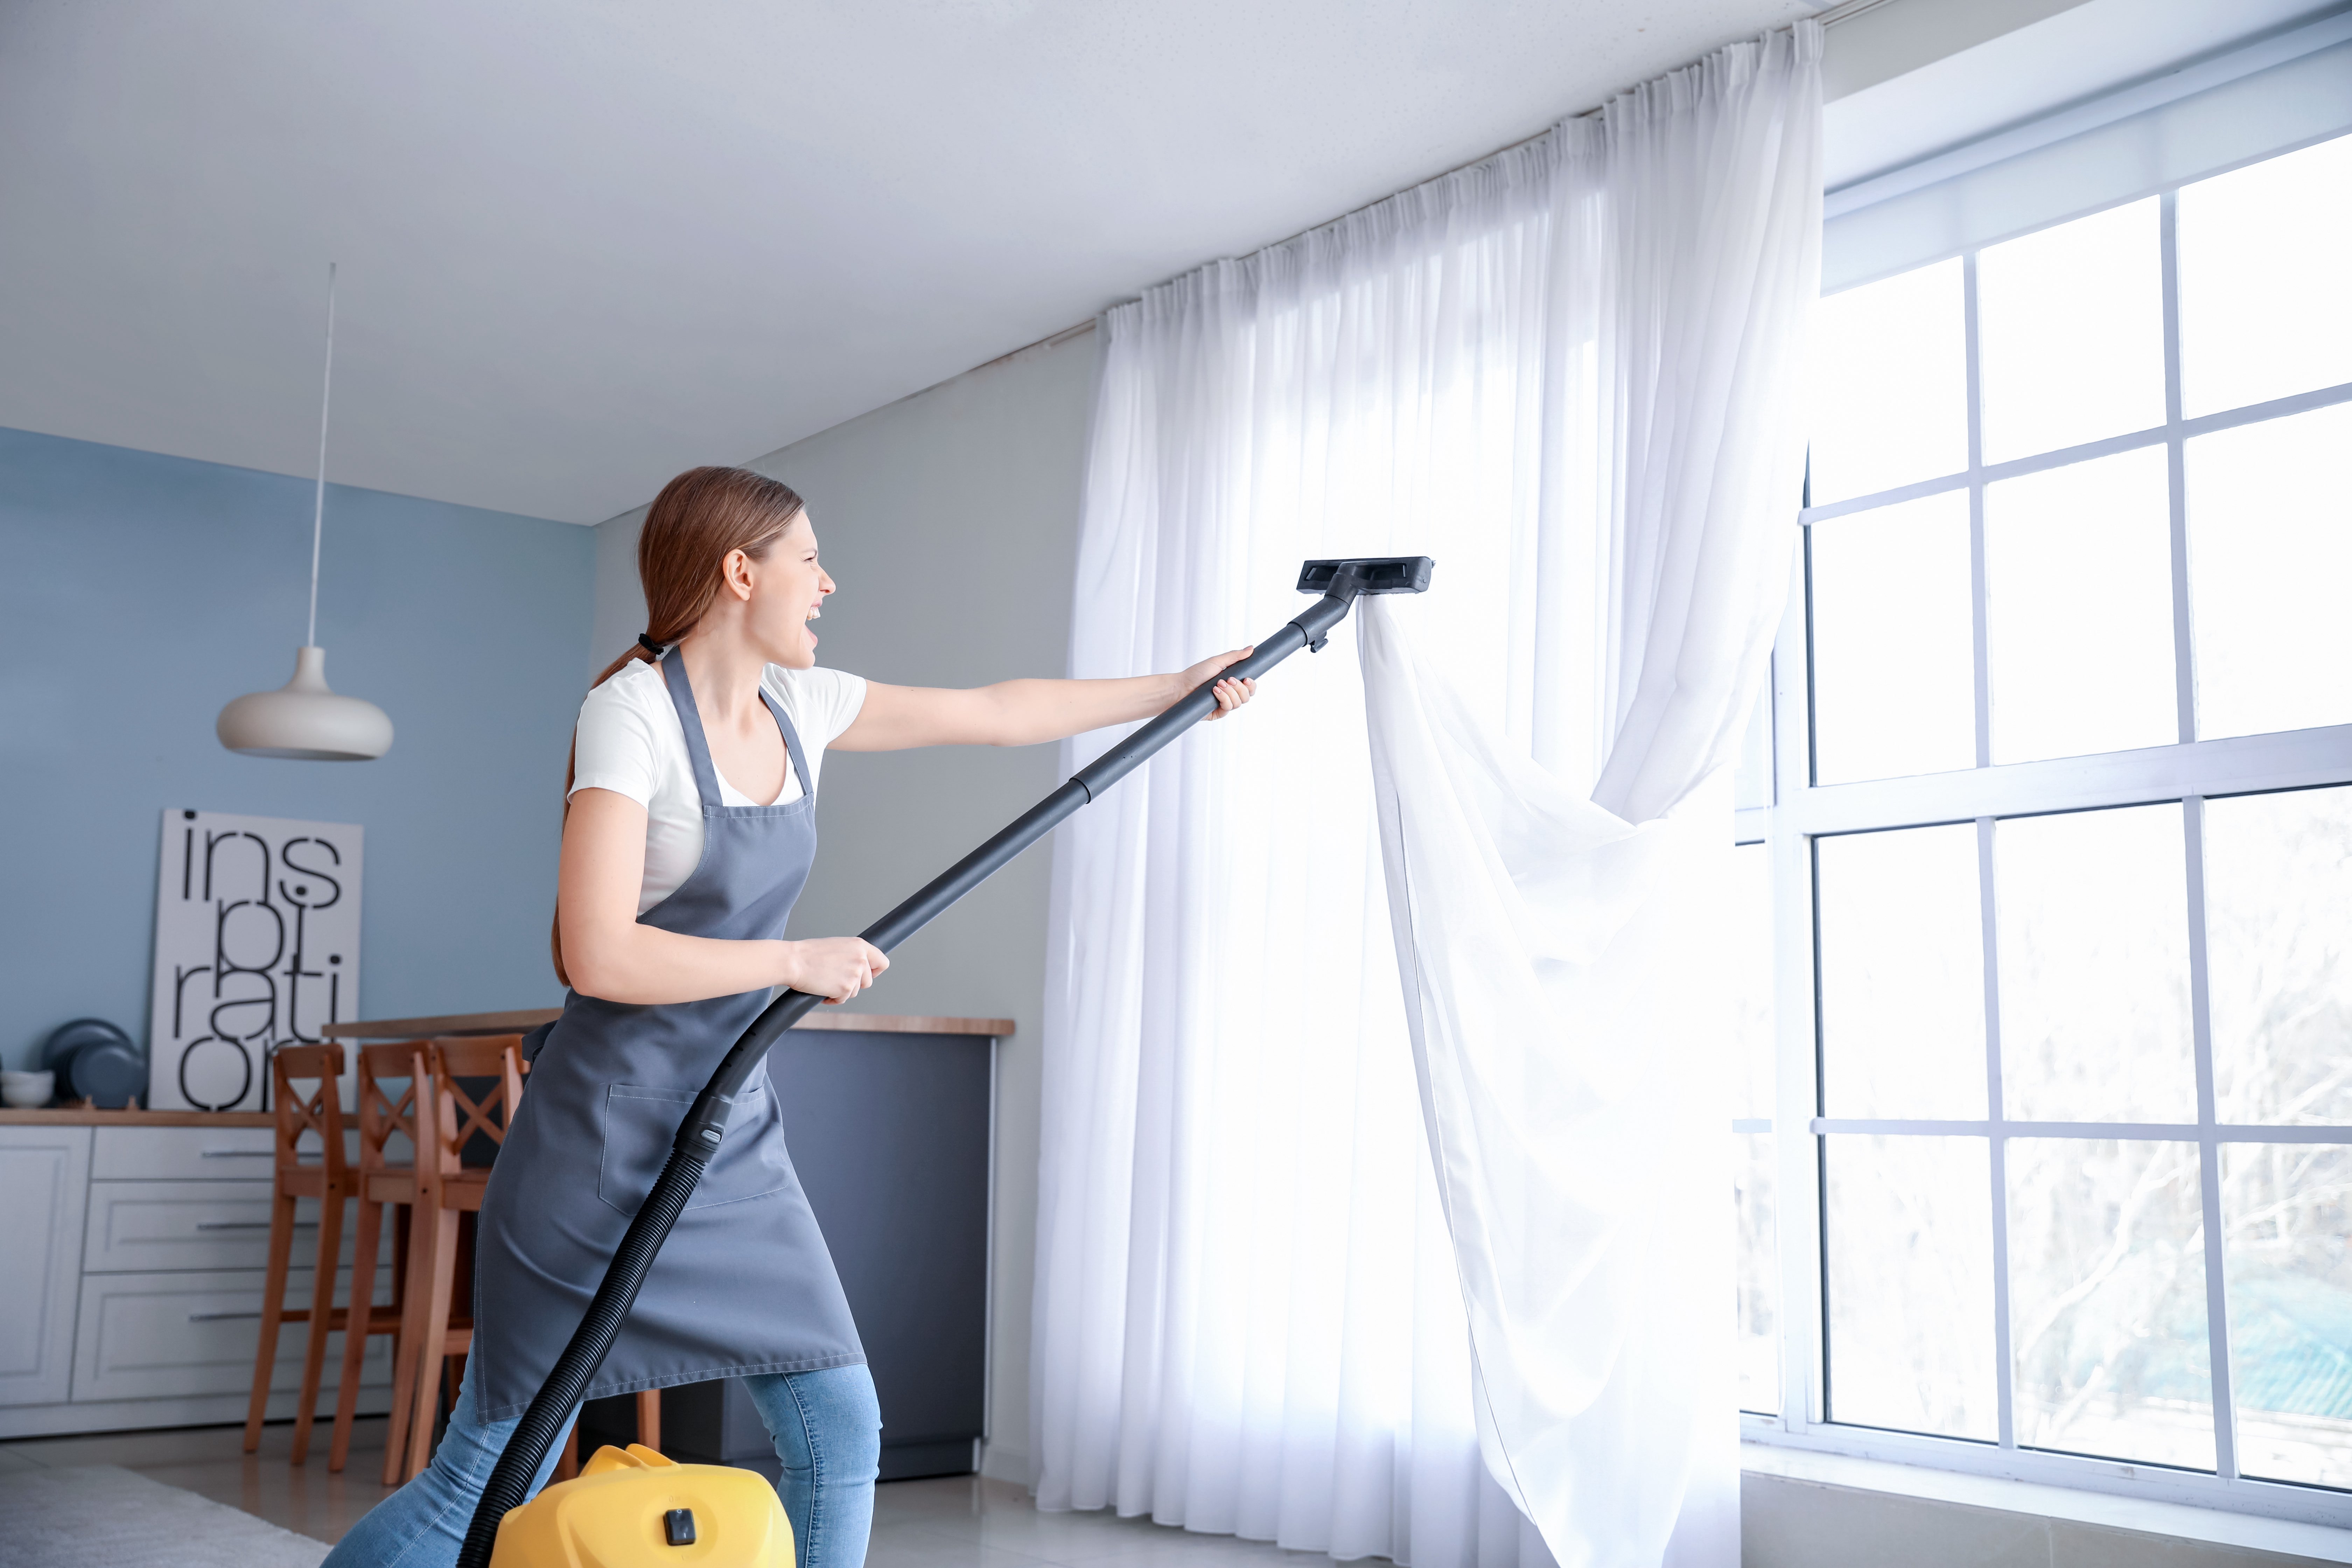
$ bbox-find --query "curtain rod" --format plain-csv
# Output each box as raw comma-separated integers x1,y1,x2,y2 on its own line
1812,0,1900,27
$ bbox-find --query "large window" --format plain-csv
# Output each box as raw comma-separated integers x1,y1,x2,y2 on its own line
1736,127,2352,1522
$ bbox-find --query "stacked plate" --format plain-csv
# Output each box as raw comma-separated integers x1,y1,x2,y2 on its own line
41,1018,144,1110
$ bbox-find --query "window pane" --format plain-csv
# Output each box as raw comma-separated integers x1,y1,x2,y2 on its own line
1978,198,2164,464
1733,688,1773,811
1985,446,2177,763
1825,1134,1996,1439
2221,1142,2352,1488
1809,491,1975,784
1737,1130,1779,1415
1732,844,1777,1416
1996,806,2196,1123
2180,133,2352,418
2186,400,2352,740
1818,824,1986,1119
2204,785,2352,1126
2008,1138,2213,1470
1811,259,1968,505
1732,841,1775,1123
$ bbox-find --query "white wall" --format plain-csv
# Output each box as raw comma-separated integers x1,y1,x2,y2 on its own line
592,323,1099,1483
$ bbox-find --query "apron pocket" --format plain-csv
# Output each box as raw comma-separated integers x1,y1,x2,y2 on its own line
597,1083,793,1215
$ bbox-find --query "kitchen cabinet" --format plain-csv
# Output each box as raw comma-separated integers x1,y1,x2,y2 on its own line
0,1113,391,1437
7,1006,1007,1447
0,1125,90,1408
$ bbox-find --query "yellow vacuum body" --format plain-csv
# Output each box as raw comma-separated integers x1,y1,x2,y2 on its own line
489,1443,795,1568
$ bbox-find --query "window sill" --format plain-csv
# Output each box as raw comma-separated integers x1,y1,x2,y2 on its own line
1741,1442,2352,1563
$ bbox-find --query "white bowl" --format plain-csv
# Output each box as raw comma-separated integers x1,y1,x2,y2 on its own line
1,1069,57,1108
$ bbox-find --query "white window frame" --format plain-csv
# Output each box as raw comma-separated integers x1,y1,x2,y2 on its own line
1732,136,2352,1526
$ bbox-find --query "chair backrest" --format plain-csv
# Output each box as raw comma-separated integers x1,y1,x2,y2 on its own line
356,1041,430,1175
269,1043,349,1177
424,1036,528,1177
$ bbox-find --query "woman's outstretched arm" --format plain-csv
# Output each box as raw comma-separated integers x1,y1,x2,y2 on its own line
831,647,1256,752
558,788,887,1006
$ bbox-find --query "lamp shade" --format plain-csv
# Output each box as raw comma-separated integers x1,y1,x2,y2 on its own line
217,645,394,761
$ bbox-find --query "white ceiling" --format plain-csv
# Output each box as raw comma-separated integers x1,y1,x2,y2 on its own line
0,0,1824,525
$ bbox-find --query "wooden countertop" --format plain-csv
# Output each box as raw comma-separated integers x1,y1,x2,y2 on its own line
0,1010,1012,1124
321,1007,1014,1039
0,1107,273,1127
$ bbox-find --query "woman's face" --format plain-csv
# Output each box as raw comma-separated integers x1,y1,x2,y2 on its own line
730,513,834,670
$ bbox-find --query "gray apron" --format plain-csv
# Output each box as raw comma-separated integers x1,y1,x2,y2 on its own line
473,653,864,1420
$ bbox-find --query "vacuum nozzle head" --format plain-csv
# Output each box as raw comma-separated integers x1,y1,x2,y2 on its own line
1297,556,1435,598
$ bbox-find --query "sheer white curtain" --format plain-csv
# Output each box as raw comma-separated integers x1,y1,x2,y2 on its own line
1031,25,1820,1568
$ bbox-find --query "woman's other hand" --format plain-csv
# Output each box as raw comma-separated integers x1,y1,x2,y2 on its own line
1178,647,1257,721
785,937,889,1003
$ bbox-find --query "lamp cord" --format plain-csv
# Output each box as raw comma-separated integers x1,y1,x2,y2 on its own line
308,262,337,649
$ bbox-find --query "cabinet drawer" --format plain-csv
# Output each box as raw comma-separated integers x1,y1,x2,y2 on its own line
93,1126,275,1180
83,1182,393,1274
71,1268,393,1405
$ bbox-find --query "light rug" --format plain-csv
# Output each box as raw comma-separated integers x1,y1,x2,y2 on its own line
0,1463,329,1568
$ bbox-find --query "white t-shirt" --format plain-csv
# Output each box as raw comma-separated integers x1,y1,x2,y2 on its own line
569,658,869,913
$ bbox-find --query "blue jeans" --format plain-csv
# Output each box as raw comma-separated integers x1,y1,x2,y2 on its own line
323,1360,881,1568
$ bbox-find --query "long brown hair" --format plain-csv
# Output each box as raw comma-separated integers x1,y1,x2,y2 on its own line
552,466,809,986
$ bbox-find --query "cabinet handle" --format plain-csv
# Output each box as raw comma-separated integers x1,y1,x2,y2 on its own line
187,1310,264,1322
200,1149,273,1158
195,1220,314,1231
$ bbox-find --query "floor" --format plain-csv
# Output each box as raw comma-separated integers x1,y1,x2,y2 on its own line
12,1421,2340,1568
0,1419,1326,1568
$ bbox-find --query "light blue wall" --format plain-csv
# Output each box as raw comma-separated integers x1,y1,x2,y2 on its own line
0,426,593,1069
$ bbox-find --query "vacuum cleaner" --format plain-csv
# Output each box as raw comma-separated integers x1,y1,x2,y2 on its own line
458,555,1434,1568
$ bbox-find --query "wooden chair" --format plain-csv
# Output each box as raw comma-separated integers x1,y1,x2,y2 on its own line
397,1036,528,1482
241,1044,355,1460
332,1041,425,1477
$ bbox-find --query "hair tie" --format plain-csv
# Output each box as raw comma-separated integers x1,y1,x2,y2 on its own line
637,632,666,657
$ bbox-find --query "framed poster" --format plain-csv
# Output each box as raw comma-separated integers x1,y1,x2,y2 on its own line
148,808,363,1112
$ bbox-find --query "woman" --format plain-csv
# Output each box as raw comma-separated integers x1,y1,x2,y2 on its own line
328,466,1253,1567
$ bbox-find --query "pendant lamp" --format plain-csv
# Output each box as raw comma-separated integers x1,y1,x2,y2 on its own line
217,263,394,761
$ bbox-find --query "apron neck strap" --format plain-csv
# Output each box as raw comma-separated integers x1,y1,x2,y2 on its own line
765,687,814,803
660,653,727,810
661,653,814,810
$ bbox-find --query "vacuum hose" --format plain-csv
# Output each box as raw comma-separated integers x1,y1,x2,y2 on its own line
454,562,1424,1568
